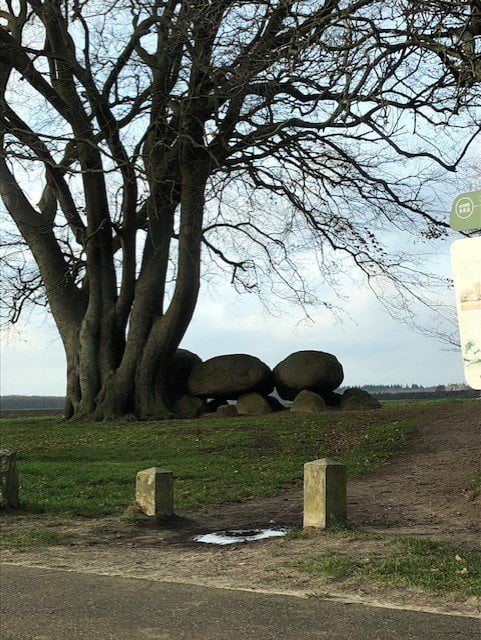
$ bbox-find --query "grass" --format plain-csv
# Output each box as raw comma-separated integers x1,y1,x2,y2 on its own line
298,537,481,597
284,527,311,541
300,552,361,580
464,473,481,501
382,397,477,407
0,526,72,550
0,408,413,519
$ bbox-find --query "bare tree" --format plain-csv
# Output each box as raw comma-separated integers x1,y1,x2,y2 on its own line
0,0,480,420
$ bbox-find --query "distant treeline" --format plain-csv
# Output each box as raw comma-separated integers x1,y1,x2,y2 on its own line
1,396,65,410
344,383,472,393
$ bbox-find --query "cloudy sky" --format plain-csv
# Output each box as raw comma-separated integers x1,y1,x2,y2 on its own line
2,161,478,396
4,155,477,397
1,260,467,396
1,112,479,398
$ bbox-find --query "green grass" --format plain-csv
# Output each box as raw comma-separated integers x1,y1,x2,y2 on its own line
298,537,481,597
0,526,72,550
284,527,311,541
300,552,361,579
465,473,481,501
383,397,478,407
0,409,413,519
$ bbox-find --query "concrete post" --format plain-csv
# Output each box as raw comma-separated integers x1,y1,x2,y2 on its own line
303,458,346,529
0,450,19,509
135,467,174,521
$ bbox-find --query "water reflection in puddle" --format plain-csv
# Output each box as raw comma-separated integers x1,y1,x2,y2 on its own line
194,527,288,545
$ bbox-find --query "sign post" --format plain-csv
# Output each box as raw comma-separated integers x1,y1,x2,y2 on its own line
450,190,481,391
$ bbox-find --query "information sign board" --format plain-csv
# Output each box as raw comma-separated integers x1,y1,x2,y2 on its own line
450,237,481,390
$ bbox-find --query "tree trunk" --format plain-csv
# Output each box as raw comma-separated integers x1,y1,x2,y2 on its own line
60,161,208,421
62,334,178,422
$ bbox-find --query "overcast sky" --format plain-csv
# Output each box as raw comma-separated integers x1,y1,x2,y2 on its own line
1,263,467,396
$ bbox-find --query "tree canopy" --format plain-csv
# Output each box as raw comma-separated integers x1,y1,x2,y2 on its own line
0,0,480,419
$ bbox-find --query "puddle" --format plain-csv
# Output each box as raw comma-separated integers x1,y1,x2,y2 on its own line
193,527,288,545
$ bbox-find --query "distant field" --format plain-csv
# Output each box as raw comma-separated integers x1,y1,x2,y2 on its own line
2,388,479,416
373,390,480,401
1,396,65,412
0,408,64,418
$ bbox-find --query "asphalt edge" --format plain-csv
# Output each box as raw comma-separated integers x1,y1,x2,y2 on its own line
2,561,479,620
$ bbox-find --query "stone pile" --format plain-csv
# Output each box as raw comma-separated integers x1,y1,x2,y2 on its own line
163,348,380,417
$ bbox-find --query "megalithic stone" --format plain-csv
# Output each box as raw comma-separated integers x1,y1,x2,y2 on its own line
135,467,174,521
0,450,19,509
303,458,346,529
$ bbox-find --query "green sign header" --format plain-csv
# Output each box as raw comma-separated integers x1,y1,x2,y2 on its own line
450,189,481,231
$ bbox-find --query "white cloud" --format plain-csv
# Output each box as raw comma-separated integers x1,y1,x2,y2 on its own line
0,276,466,395
183,282,464,386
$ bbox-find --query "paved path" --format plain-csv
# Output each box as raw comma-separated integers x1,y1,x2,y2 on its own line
0,565,479,640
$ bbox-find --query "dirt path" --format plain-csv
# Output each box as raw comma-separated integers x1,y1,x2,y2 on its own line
194,402,481,540
349,402,481,538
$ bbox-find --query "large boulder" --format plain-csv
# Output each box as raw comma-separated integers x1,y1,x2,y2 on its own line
340,388,381,410
236,393,273,415
187,354,274,399
174,394,207,418
274,350,344,400
217,404,239,418
155,349,202,401
290,390,327,414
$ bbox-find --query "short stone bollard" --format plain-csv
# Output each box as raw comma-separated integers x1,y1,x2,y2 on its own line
303,458,346,529
135,467,174,521
0,450,19,509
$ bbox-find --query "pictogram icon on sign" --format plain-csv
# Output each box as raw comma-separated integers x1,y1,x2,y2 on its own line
450,190,481,231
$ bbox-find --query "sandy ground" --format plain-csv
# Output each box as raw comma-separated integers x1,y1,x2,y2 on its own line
2,402,480,617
